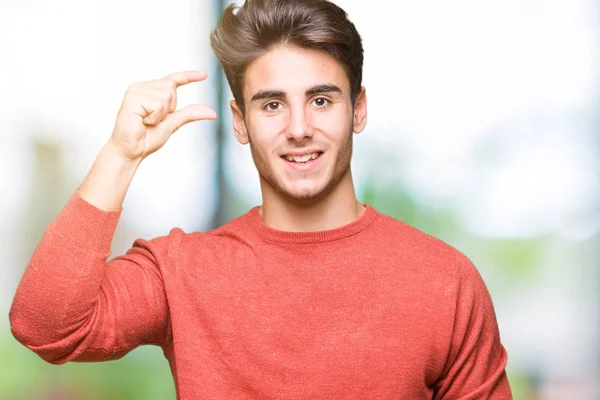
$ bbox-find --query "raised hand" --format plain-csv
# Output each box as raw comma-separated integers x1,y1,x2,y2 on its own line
109,70,217,161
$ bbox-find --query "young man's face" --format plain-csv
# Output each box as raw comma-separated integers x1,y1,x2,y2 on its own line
231,46,367,202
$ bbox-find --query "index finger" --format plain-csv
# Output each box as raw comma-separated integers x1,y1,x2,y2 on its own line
162,70,208,88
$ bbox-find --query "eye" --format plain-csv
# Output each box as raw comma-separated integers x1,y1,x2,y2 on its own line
312,97,330,108
264,102,282,112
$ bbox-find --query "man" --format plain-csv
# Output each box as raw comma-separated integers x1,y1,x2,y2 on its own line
10,0,512,398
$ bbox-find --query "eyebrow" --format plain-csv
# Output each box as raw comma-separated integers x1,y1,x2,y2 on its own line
306,84,342,96
251,90,286,102
250,84,343,102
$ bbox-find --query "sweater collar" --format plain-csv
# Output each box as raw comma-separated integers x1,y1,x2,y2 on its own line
245,204,379,244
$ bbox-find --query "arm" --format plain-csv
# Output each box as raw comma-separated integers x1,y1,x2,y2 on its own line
9,191,170,363
433,253,512,399
9,71,216,363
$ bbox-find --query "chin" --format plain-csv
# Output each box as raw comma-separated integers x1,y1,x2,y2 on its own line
276,180,329,202
288,191,323,202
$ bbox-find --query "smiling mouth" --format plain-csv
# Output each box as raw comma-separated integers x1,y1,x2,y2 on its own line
281,152,323,163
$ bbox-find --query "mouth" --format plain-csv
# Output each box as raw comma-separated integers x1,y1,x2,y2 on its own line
280,151,324,171
281,151,324,164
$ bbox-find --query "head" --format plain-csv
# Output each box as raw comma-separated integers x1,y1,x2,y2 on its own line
210,0,367,203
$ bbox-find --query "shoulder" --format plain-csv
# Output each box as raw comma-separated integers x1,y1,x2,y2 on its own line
132,208,257,260
370,210,467,271
372,210,492,304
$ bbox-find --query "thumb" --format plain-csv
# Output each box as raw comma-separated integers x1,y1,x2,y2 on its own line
161,104,217,134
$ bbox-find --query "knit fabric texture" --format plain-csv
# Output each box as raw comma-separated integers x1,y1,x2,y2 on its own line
10,191,511,399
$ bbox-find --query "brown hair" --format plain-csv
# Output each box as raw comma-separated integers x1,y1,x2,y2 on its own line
210,0,364,114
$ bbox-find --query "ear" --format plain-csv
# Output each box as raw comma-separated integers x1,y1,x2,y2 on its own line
353,87,368,134
230,100,249,145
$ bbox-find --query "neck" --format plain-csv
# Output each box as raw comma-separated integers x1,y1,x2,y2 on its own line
259,170,365,232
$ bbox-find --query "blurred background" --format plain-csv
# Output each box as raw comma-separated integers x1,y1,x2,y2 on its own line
1,0,598,398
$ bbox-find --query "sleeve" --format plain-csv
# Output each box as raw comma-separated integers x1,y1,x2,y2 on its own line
432,252,512,399
9,191,171,364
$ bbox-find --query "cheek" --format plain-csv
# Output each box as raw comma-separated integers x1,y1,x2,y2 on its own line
312,108,353,139
247,116,286,155
259,115,287,130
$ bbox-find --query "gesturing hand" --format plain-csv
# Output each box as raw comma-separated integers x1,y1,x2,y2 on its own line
109,70,217,161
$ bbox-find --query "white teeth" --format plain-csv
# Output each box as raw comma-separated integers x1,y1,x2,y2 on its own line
284,152,320,163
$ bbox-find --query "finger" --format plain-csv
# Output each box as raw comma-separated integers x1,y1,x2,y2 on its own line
146,88,176,112
132,95,167,126
128,87,176,114
162,70,208,89
126,93,167,126
160,104,217,134
142,102,167,126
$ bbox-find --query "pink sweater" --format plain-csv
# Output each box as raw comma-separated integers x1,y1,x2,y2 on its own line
10,192,511,399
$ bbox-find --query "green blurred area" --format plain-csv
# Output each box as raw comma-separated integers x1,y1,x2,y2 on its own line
0,330,175,400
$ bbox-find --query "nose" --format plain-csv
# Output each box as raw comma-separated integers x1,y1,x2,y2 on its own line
285,105,313,141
